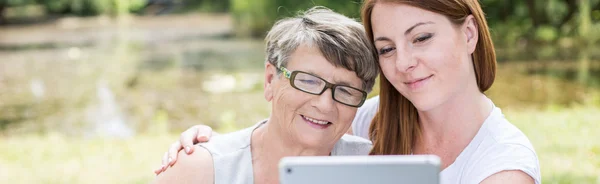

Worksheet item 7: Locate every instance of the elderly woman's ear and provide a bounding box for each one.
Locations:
[264,62,276,102]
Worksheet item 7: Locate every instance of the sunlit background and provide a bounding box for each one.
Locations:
[0,0,599,183]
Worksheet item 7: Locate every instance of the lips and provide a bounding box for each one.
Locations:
[404,75,433,89]
[300,115,332,129]
[405,75,433,84]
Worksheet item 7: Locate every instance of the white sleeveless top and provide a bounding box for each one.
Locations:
[198,120,373,184]
[351,96,541,184]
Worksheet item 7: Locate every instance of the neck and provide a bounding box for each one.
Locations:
[251,118,334,183]
[415,84,493,168]
[418,92,491,141]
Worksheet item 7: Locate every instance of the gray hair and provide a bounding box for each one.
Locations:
[265,6,379,92]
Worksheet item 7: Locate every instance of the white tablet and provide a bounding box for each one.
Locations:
[279,155,440,184]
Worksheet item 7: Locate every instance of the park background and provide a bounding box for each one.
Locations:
[0,0,599,183]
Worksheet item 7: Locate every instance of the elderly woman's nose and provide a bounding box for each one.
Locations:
[312,89,336,113]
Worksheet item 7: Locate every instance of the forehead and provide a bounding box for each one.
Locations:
[286,44,362,87]
[371,3,447,33]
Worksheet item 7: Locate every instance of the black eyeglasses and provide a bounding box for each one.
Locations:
[277,65,367,107]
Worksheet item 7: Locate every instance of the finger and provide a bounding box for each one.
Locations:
[196,125,213,143]
[161,152,168,171]
[154,166,163,175]
[180,126,201,153]
[167,141,181,166]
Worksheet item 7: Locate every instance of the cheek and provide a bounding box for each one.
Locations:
[336,106,357,128]
[427,45,471,94]
[379,59,399,82]
[273,86,305,114]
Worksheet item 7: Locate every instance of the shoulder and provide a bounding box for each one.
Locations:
[333,134,373,155]
[463,108,541,184]
[483,110,535,147]
[478,108,538,158]
[153,145,214,184]
[199,126,255,156]
[466,141,540,183]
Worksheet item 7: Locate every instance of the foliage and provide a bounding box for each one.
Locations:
[0,0,146,17]
[2,0,599,45]
[226,0,600,45]
[229,0,362,37]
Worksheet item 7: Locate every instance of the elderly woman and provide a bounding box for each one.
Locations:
[152,7,379,184]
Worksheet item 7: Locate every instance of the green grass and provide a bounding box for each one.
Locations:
[505,106,600,184]
[0,134,176,184]
[0,106,599,183]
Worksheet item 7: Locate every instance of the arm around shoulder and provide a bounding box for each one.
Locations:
[153,145,215,184]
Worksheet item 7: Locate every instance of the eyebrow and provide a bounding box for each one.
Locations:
[405,21,434,35]
[305,70,357,88]
[374,36,391,42]
[374,21,435,42]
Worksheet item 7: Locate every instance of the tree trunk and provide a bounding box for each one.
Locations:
[0,3,6,25]
[558,0,578,28]
[499,0,515,21]
[578,0,591,39]
[577,48,590,85]
[526,0,541,27]
[526,0,551,28]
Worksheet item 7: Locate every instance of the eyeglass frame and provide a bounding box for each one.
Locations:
[276,65,367,107]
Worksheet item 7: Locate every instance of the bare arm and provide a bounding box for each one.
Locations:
[480,170,535,184]
[153,145,215,184]
[154,125,217,174]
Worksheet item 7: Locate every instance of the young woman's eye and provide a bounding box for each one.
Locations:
[378,47,395,55]
[413,33,433,43]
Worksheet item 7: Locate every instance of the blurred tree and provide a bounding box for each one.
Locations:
[481,0,600,45]
[0,0,37,24]
[0,1,5,24]
[34,0,145,17]
[229,0,362,37]
[1,0,599,46]
[577,0,592,84]
[230,0,276,37]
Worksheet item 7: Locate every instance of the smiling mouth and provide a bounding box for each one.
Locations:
[405,75,434,85]
[300,115,332,129]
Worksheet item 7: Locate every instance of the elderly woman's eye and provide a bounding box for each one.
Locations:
[339,88,352,95]
[299,79,320,85]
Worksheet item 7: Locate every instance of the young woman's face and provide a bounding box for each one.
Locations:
[371,3,479,111]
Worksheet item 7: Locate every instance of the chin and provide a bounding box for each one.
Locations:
[296,134,328,148]
[407,95,441,112]
[291,124,328,147]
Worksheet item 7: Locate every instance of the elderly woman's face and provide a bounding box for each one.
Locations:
[265,44,363,148]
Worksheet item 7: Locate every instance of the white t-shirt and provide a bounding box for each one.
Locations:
[350,96,541,184]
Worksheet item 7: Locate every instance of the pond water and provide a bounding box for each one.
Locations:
[0,14,598,136]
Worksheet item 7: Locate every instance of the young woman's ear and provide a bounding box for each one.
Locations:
[463,15,479,54]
